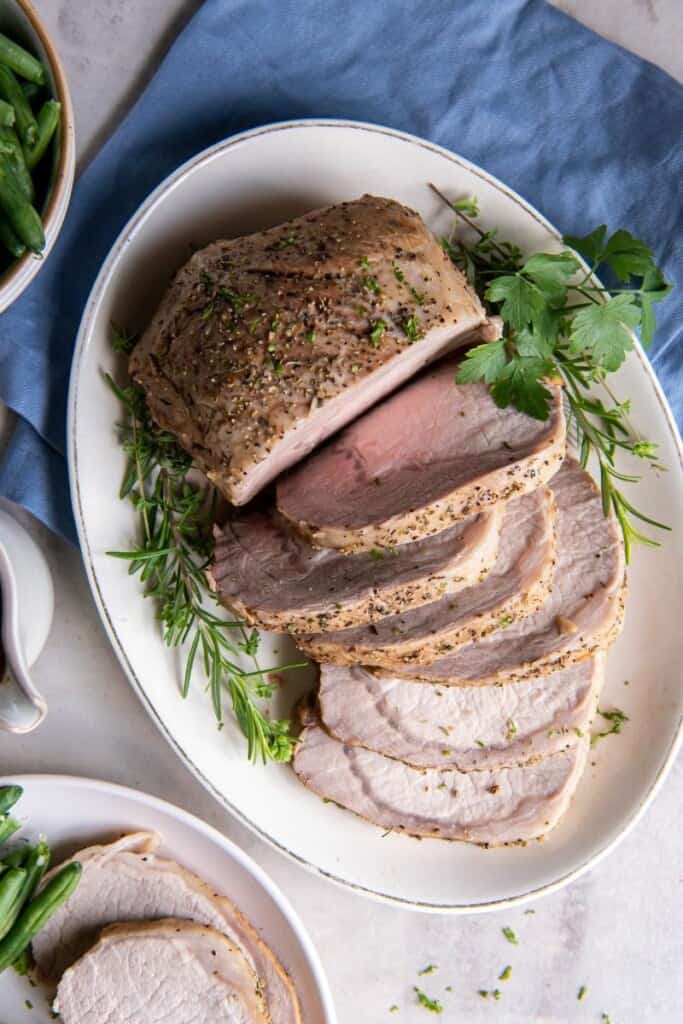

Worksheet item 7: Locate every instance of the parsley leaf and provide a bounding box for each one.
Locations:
[569,294,641,371]
[485,274,544,331]
[491,356,555,420]
[502,926,518,945]
[456,339,507,384]
[522,251,580,306]
[564,224,607,264]
[602,228,656,281]
[452,195,479,217]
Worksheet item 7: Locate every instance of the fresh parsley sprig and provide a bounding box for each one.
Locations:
[431,184,672,560]
[106,327,301,764]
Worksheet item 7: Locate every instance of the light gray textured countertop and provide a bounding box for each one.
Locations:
[1,2,682,1021]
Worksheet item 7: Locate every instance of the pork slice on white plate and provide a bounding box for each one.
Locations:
[317,657,603,770]
[388,458,625,686]
[54,919,269,1024]
[31,832,300,1024]
[210,502,503,634]
[130,194,489,506]
[293,708,589,845]
[299,487,555,665]
[276,357,565,551]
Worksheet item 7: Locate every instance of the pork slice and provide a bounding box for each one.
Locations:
[276,358,565,551]
[130,195,487,506]
[299,488,555,664]
[293,710,589,845]
[32,833,299,1024]
[54,919,269,1024]
[210,502,503,634]
[389,458,625,686]
[317,658,603,770]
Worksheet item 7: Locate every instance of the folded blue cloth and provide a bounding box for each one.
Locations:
[1,0,681,542]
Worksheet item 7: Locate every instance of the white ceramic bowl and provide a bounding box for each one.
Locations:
[0,0,75,311]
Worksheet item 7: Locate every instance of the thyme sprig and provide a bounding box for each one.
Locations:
[431,184,672,560]
[106,327,301,764]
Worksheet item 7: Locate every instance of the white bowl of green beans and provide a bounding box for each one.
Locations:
[0,0,75,311]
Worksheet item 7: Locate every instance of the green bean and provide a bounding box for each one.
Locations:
[0,217,26,259]
[0,99,14,127]
[12,946,29,974]
[0,65,37,148]
[0,861,81,972]
[0,786,22,816]
[0,33,46,85]
[1,848,29,869]
[0,126,33,200]
[25,99,60,171]
[0,869,26,936]
[0,841,50,941]
[0,815,20,847]
[21,80,41,101]
[0,154,44,252]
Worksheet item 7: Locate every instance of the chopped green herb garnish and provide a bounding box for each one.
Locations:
[418,965,437,976]
[478,990,489,999]
[578,985,587,1001]
[498,614,513,628]
[389,1006,399,1014]
[502,926,518,945]
[499,965,512,982]
[506,719,517,739]
[601,1014,611,1023]
[305,329,316,343]
[402,315,422,341]
[274,235,295,249]
[358,256,371,269]
[370,318,387,346]
[492,989,502,1001]
[476,739,485,748]
[414,988,442,1014]
[393,263,406,283]
[591,707,629,746]
[111,323,135,354]
[370,547,385,560]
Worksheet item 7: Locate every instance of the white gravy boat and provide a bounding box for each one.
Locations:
[0,506,53,733]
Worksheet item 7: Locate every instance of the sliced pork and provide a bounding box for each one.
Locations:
[54,919,269,1024]
[389,458,625,686]
[210,503,502,634]
[293,708,589,845]
[317,658,603,770]
[299,488,555,664]
[277,357,565,551]
[130,195,488,506]
[32,832,300,1024]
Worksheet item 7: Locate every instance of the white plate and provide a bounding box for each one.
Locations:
[0,774,335,1021]
[68,120,683,912]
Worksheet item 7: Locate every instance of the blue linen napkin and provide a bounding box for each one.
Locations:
[0,0,681,542]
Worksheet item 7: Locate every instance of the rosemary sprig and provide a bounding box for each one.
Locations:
[106,326,300,764]
[431,184,672,560]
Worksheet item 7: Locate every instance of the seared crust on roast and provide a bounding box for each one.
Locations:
[298,488,556,664]
[276,360,565,552]
[130,195,487,506]
[209,504,503,634]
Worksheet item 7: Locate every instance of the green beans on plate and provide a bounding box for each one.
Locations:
[0,784,82,976]
[0,30,62,259]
